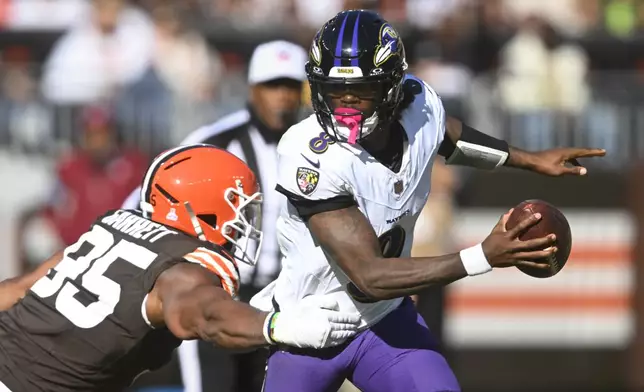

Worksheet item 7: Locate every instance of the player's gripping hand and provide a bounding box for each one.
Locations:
[263,296,360,349]
[481,210,557,270]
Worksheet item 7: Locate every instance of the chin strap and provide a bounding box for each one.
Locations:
[184,201,207,241]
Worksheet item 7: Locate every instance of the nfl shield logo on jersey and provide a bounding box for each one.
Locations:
[296,167,319,195]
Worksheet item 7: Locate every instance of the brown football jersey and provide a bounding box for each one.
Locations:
[0,209,238,392]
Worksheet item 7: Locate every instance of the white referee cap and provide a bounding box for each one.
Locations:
[247,40,307,85]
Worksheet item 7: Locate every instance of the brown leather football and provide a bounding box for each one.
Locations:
[505,200,572,278]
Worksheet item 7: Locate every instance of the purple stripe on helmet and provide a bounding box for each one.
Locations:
[334,14,349,66]
[350,13,361,66]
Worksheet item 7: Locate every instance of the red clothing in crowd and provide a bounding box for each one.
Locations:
[48,149,148,245]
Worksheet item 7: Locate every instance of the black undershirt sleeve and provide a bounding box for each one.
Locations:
[438,123,509,160]
[275,184,356,221]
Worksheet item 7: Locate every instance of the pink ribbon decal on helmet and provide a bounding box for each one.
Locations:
[333,108,362,145]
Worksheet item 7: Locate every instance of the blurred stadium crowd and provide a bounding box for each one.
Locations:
[0,0,642,161]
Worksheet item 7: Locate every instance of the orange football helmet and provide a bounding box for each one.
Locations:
[139,144,263,265]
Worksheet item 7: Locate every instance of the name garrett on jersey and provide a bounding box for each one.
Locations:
[101,210,178,243]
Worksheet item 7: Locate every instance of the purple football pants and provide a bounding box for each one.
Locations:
[262,298,460,392]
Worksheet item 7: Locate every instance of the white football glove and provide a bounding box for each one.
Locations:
[263,296,360,349]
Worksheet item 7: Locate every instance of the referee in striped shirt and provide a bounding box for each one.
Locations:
[122,40,308,392]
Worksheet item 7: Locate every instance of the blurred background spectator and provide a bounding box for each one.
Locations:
[47,104,147,246]
[41,0,154,105]
[0,0,642,391]
[15,104,147,272]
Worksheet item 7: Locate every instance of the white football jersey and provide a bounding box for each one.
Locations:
[250,75,446,328]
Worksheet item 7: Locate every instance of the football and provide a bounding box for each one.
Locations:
[505,200,572,278]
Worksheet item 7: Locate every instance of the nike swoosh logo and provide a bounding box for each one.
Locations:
[301,154,320,168]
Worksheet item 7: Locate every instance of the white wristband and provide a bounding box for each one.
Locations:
[460,243,492,276]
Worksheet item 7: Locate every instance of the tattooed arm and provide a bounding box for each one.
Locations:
[307,206,468,300]
[307,205,554,301]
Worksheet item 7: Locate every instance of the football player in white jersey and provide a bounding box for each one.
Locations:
[251,9,606,392]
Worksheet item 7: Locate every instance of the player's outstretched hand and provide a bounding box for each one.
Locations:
[523,148,606,176]
[481,210,557,270]
[270,296,360,349]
